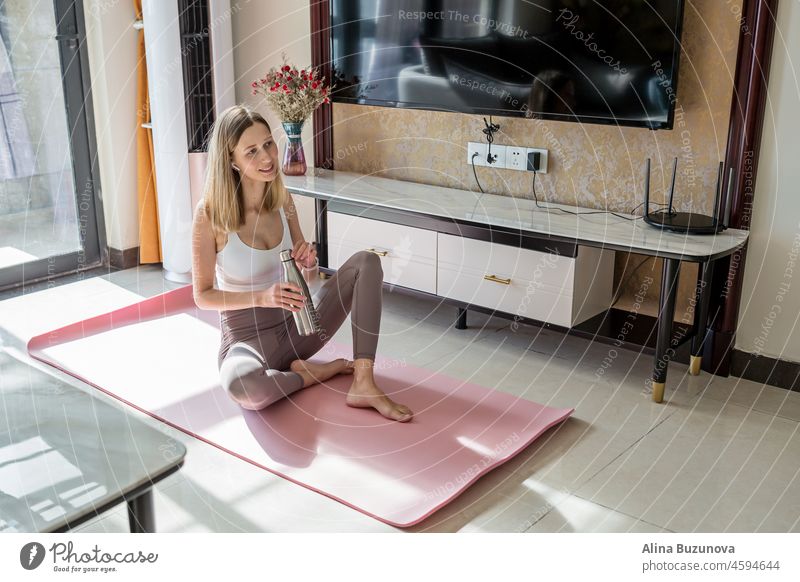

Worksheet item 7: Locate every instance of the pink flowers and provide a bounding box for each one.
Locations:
[250,53,334,123]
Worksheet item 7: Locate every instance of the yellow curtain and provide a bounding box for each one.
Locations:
[134,0,162,263]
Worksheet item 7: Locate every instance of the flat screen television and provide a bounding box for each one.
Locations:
[330,0,685,129]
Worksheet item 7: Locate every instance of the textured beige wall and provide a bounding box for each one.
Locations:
[330,0,743,321]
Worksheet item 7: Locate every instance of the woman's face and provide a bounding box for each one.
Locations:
[231,122,279,182]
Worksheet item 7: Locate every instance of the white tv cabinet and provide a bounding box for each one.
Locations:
[284,169,749,403]
[327,210,615,328]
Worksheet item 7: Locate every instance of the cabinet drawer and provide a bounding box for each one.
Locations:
[437,232,575,292]
[327,212,437,294]
[438,264,575,326]
[437,232,579,327]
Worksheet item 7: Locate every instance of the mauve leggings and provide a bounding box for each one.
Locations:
[217,250,383,411]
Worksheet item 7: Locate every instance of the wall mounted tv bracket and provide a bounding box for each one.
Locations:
[642,157,733,235]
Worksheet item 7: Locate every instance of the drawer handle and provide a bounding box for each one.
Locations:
[365,248,388,257]
[483,274,511,285]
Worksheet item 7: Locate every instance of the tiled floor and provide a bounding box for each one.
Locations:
[2,265,799,532]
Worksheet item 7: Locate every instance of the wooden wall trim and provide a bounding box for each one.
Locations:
[310,0,333,170]
[310,0,333,267]
[705,0,780,376]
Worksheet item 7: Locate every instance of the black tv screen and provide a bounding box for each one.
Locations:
[330,0,685,129]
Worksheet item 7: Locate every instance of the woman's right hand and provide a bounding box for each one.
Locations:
[259,282,306,312]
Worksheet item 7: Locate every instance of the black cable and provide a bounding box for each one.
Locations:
[468,155,663,311]
[469,153,669,225]
[529,171,661,306]
[531,170,670,220]
[612,256,655,305]
[468,152,488,221]
[482,116,500,164]
[471,152,485,194]
[531,169,643,221]
[629,199,670,215]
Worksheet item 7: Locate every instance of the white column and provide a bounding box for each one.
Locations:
[141,0,192,282]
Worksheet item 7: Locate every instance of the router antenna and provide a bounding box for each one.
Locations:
[667,157,678,215]
[723,167,734,229]
[642,158,729,235]
[644,158,651,217]
[712,161,724,225]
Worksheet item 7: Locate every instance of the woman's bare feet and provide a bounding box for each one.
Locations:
[290,358,353,388]
[346,372,413,423]
[291,357,412,422]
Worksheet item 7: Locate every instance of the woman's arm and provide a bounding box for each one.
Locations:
[191,200,264,311]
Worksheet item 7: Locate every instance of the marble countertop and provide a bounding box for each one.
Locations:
[284,169,750,261]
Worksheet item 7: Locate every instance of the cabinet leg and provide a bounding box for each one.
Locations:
[455,307,468,329]
[652,381,666,403]
[128,489,155,533]
[689,260,713,376]
[652,258,681,403]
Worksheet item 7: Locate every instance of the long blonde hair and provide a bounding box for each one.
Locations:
[202,104,289,234]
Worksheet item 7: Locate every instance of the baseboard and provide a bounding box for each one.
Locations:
[730,350,800,393]
[108,246,141,271]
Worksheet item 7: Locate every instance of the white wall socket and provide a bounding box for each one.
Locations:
[506,146,527,171]
[490,144,506,167]
[467,142,487,166]
[468,142,548,173]
[467,142,505,168]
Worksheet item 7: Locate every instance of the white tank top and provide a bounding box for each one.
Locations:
[214,207,292,292]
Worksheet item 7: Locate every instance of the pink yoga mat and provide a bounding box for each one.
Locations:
[27,284,573,527]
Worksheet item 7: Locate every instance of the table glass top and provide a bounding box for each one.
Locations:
[0,350,186,532]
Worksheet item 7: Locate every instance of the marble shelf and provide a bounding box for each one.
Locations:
[284,169,749,262]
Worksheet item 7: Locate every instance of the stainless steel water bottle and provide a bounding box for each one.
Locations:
[279,249,321,336]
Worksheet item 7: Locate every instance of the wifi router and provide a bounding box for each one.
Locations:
[642,157,733,235]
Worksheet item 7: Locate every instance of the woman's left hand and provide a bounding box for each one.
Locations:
[291,240,317,269]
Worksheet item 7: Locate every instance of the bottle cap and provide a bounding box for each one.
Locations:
[279,249,293,262]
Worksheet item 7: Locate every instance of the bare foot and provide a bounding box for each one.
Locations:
[346,377,413,422]
[290,358,353,388]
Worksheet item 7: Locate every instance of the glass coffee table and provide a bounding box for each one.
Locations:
[0,349,186,533]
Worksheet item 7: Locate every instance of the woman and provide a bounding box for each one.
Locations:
[191,105,413,422]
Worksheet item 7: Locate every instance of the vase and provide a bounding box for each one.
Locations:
[281,121,307,176]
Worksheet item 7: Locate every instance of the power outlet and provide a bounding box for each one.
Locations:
[499,146,549,173]
[467,142,488,167]
[467,142,506,168]
[506,147,527,171]
[488,144,506,167]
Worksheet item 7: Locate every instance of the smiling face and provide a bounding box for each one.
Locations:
[231,122,279,182]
